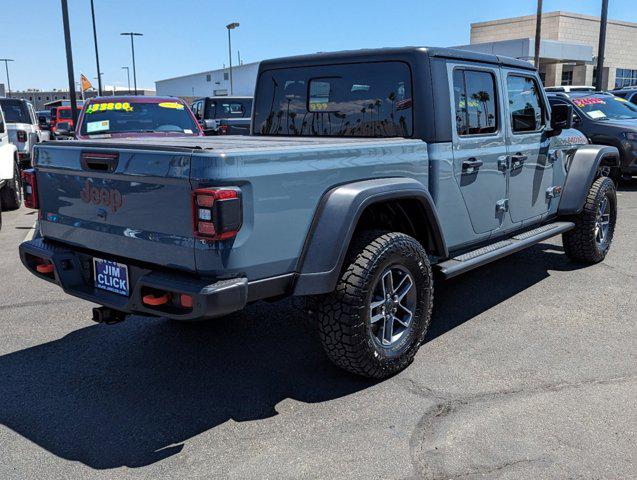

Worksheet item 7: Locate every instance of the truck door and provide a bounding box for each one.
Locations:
[503,73,553,223]
[450,65,508,234]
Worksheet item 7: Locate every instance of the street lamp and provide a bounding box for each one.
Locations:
[90,0,103,95]
[226,22,239,95]
[0,58,14,98]
[120,32,143,95]
[122,66,131,94]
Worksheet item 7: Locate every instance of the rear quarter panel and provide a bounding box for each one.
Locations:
[190,140,429,280]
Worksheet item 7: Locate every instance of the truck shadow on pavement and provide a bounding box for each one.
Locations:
[0,242,584,469]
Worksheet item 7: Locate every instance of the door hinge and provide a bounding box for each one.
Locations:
[496,198,509,213]
[497,157,509,173]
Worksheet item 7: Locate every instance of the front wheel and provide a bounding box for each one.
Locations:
[563,176,617,263]
[0,163,22,211]
[314,231,433,379]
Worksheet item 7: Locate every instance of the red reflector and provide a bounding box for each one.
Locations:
[180,294,193,308]
[36,263,54,274]
[197,221,216,236]
[143,293,170,306]
[218,125,229,135]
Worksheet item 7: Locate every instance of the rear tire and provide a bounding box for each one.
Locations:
[314,231,433,379]
[0,162,22,211]
[563,176,617,263]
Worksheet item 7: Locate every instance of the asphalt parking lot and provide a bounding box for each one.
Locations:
[0,183,635,480]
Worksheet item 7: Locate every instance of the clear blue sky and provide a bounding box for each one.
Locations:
[1,0,635,91]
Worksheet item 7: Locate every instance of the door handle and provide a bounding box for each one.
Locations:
[461,158,484,173]
[510,153,528,170]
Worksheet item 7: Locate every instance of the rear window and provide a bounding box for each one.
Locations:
[0,100,30,123]
[253,62,413,137]
[59,109,72,119]
[207,99,252,119]
[79,100,198,135]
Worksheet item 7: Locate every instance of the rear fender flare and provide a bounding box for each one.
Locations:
[559,145,620,215]
[293,178,447,296]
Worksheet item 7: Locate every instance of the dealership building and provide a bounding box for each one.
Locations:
[460,11,637,89]
[155,62,259,100]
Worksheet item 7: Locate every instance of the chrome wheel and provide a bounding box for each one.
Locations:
[369,266,416,348]
[595,195,611,250]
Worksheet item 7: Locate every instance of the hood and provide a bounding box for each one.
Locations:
[591,118,637,129]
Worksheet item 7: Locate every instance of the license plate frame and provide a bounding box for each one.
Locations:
[93,258,130,297]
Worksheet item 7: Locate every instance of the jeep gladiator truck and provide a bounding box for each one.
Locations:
[19,47,620,379]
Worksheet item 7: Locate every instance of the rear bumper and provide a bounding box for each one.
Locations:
[19,238,291,320]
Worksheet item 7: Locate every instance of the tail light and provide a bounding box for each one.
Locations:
[21,169,39,209]
[17,130,27,142]
[218,125,229,135]
[192,188,242,241]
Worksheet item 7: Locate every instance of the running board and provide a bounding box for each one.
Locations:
[437,221,575,279]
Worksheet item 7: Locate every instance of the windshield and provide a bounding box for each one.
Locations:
[0,100,30,123]
[572,95,637,120]
[79,100,198,135]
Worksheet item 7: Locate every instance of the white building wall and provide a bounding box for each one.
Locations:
[155,62,259,99]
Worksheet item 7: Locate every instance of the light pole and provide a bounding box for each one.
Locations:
[226,22,239,95]
[122,66,131,94]
[0,58,13,97]
[90,0,102,95]
[596,0,609,91]
[61,0,79,125]
[533,0,543,70]
[120,32,143,95]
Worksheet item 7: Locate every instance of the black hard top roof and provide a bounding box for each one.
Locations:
[259,46,535,72]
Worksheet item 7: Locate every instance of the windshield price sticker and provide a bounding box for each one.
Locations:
[572,97,605,108]
[86,102,134,114]
[587,110,607,119]
[158,102,185,110]
[615,97,629,103]
[86,120,110,133]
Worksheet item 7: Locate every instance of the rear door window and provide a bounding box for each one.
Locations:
[254,62,413,137]
[0,100,31,123]
[452,69,498,136]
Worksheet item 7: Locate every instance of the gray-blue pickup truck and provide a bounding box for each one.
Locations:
[20,47,620,378]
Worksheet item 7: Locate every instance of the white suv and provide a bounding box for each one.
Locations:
[0,98,44,170]
[0,103,21,211]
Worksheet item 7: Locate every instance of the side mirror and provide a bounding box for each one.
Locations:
[549,103,573,134]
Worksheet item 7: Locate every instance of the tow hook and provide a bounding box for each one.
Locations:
[92,306,126,325]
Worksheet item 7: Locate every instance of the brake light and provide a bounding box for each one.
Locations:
[192,188,242,241]
[17,130,27,142]
[218,125,229,135]
[21,169,38,209]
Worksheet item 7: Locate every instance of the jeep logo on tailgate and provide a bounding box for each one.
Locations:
[80,179,123,212]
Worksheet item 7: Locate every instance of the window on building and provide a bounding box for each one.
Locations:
[206,74,211,82]
[506,75,545,133]
[452,69,498,136]
[615,68,637,88]
[223,72,229,80]
[561,70,573,86]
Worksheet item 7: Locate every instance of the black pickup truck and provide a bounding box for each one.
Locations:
[190,96,253,135]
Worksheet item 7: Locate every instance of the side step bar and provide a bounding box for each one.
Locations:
[437,221,575,279]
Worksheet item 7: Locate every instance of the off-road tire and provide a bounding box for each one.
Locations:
[0,162,22,211]
[314,231,433,379]
[563,176,617,263]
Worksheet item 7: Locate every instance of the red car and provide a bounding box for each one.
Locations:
[50,105,81,135]
[75,96,203,139]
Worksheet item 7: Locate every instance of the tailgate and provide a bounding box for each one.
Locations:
[36,143,196,272]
